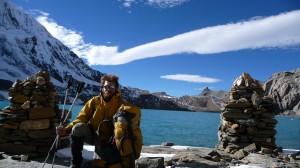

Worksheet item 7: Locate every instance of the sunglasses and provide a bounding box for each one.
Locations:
[103,85,116,90]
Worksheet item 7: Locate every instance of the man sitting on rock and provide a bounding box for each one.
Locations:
[56,74,142,168]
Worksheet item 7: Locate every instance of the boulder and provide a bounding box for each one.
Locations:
[264,69,300,116]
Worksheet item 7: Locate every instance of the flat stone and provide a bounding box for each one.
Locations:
[224,102,253,108]
[261,147,273,154]
[20,119,50,130]
[232,149,247,159]
[2,123,18,129]
[12,94,29,104]
[241,153,281,167]
[135,157,164,168]
[243,143,258,153]
[222,111,252,119]
[29,107,57,119]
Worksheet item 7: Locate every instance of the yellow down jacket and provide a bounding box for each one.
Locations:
[65,92,142,168]
[65,92,123,133]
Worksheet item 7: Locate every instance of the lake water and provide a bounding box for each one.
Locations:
[1,100,299,149]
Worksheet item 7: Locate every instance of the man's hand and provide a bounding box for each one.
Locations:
[56,126,67,136]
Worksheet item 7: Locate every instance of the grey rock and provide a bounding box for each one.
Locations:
[243,143,258,153]
[232,149,248,159]
[264,69,300,116]
[161,142,174,147]
[234,119,259,127]
[0,146,299,168]
[135,157,165,168]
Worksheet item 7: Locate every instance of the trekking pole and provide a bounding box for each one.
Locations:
[50,76,74,167]
[61,75,73,126]
[42,82,85,168]
[41,76,73,168]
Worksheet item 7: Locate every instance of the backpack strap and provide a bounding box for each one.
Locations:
[124,112,137,159]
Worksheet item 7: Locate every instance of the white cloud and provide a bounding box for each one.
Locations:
[147,0,190,8]
[33,11,119,64]
[119,0,189,8]
[99,10,300,65]
[122,0,135,8]
[36,12,84,48]
[161,74,221,83]
[35,10,300,65]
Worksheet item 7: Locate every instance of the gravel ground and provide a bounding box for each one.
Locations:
[0,154,70,168]
[0,146,299,168]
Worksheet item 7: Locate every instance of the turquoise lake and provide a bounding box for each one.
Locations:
[1,100,299,149]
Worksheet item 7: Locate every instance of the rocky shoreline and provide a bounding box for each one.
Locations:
[0,72,299,168]
[0,145,299,168]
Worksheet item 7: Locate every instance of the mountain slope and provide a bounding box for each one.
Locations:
[1,0,299,115]
[0,0,193,110]
[264,69,300,116]
[0,0,117,104]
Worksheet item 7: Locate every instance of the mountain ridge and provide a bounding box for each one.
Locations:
[0,0,299,116]
[0,0,191,110]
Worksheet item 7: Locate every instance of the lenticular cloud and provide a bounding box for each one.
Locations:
[37,9,300,65]
[90,10,300,65]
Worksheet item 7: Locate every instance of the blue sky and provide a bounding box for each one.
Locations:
[10,0,300,97]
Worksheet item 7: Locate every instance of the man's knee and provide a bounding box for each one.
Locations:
[71,123,89,137]
[71,123,95,144]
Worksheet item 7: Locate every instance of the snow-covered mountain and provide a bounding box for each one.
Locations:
[0,0,140,103]
[0,0,230,112]
[0,0,91,84]
[0,0,190,109]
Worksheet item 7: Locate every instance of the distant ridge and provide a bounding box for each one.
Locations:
[0,0,299,115]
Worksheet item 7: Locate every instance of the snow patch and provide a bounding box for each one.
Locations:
[56,145,175,160]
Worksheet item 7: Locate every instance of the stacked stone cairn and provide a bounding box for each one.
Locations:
[0,71,70,158]
[216,73,279,159]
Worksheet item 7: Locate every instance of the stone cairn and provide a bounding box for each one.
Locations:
[216,73,279,159]
[0,71,70,158]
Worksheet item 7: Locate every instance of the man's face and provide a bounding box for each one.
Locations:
[102,81,117,100]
